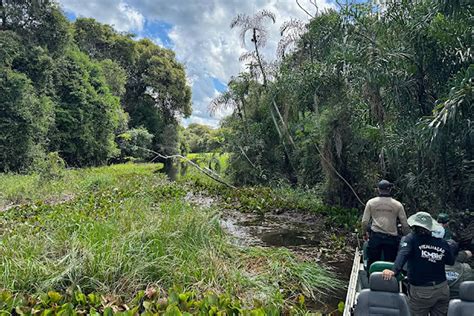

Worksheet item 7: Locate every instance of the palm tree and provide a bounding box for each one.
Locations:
[230,10,276,86]
[209,74,252,122]
[277,19,307,59]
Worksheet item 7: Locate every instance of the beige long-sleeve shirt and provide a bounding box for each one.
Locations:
[362,196,410,236]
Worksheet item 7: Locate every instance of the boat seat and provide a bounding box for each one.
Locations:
[369,261,403,281]
[448,281,474,316]
[354,272,410,316]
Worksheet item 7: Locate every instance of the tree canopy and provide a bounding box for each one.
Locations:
[0,0,191,171]
[217,0,473,213]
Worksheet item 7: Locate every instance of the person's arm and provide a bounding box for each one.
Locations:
[383,235,412,280]
[397,204,410,235]
[392,235,411,275]
[361,201,371,235]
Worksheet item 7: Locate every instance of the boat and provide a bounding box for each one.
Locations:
[343,242,474,315]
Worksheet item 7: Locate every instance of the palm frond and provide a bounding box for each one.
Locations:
[230,14,249,29]
[239,51,257,63]
[280,19,305,35]
[232,10,275,48]
[209,91,236,116]
[277,19,306,58]
[253,9,276,24]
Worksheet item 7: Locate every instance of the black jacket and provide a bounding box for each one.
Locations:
[392,233,457,286]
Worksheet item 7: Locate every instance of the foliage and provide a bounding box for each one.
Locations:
[182,168,358,229]
[73,18,192,157]
[118,127,154,161]
[50,49,126,166]
[0,2,191,171]
[219,1,473,214]
[0,288,286,315]
[0,164,342,313]
[99,59,128,97]
[0,68,53,172]
[182,124,223,153]
[37,151,66,181]
[1,0,71,56]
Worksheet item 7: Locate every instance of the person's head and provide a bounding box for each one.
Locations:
[414,226,431,235]
[437,213,450,227]
[377,179,393,195]
[408,211,442,236]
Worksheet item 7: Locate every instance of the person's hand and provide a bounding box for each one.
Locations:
[382,269,395,280]
[363,232,369,241]
[465,250,472,258]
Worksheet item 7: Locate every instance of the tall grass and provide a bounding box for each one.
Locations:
[0,163,342,310]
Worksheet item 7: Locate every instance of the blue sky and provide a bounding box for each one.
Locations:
[58,0,335,127]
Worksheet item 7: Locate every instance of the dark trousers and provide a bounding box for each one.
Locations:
[409,281,449,316]
[367,232,399,270]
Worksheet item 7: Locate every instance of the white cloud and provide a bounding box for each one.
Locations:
[59,0,144,32]
[58,0,334,127]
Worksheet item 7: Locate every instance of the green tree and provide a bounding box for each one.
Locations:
[50,49,126,166]
[72,19,192,159]
[221,0,473,212]
[0,2,192,172]
[1,0,70,56]
[0,69,53,172]
[99,59,127,97]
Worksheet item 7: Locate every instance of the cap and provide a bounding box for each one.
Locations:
[437,213,450,224]
[378,179,393,190]
[408,212,443,232]
[432,225,445,239]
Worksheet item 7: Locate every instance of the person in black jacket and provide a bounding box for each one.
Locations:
[382,211,457,316]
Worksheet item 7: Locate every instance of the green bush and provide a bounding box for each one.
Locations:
[118,127,154,161]
[37,152,66,181]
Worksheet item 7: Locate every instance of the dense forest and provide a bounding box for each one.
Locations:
[215,0,472,215]
[0,0,472,214]
[0,0,473,314]
[0,0,191,172]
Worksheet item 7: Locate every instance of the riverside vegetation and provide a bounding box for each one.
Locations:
[1,0,472,315]
[0,163,349,315]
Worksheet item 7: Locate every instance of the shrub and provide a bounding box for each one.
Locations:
[118,127,154,161]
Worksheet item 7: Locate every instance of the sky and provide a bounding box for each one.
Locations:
[58,0,335,127]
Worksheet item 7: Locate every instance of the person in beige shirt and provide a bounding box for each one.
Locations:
[362,180,410,270]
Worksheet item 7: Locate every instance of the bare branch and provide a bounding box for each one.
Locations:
[295,0,314,18]
[143,148,236,189]
[309,0,319,15]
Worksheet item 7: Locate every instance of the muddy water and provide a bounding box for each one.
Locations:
[220,210,324,248]
[221,209,353,314]
[186,192,353,314]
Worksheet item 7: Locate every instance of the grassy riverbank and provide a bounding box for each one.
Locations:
[0,163,344,314]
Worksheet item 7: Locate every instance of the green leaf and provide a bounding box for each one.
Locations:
[88,308,101,316]
[74,292,87,305]
[41,309,54,316]
[103,307,114,316]
[47,291,62,304]
[338,301,345,312]
[164,305,182,316]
